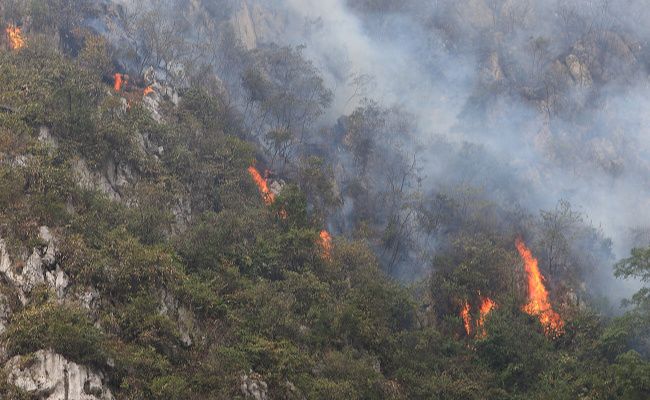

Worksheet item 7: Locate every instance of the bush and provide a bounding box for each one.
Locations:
[3,287,106,368]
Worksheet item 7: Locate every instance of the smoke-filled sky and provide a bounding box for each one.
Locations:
[238,0,650,298]
[260,1,648,238]
[101,0,648,302]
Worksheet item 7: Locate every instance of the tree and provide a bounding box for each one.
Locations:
[615,247,650,310]
[613,247,650,360]
[537,199,582,279]
[343,99,386,176]
[136,9,189,80]
[28,0,98,53]
[75,29,112,77]
[242,44,333,166]
[296,156,341,222]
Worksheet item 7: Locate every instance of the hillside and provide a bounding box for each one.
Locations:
[0,1,650,399]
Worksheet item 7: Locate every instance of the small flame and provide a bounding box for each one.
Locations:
[114,73,127,91]
[6,24,25,50]
[515,238,563,334]
[461,296,495,337]
[478,297,495,336]
[144,87,154,96]
[461,301,471,336]
[248,164,274,206]
[319,230,332,260]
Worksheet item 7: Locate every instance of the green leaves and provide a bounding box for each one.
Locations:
[3,288,106,367]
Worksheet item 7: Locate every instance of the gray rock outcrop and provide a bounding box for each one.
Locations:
[0,227,69,305]
[5,350,113,400]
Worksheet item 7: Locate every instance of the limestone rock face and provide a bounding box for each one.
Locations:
[157,289,197,348]
[5,350,113,400]
[0,293,11,335]
[0,227,69,305]
[232,1,287,49]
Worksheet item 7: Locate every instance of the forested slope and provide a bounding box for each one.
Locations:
[0,1,649,399]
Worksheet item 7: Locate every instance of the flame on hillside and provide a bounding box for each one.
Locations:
[320,230,332,260]
[248,164,274,206]
[515,238,563,334]
[144,87,154,96]
[114,73,126,91]
[460,295,495,337]
[6,24,25,50]
[461,301,471,336]
[478,297,495,336]
[248,162,333,257]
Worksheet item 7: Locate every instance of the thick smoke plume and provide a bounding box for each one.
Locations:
[96,0,650,306]
[255,0,649,301]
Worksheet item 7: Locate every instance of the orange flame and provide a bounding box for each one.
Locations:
[478,297,495,336]
[461,296,495,337]
[461,301,471,336]
[515,238,563,334]
[6,24,25,50]
[248,164,274,206]
[144,87,154,96]
[320,230,332,260]
[114,73,126,91]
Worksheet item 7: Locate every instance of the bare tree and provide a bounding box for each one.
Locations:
[538,199,583,279]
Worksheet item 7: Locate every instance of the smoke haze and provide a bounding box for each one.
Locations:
[100,0,650,305]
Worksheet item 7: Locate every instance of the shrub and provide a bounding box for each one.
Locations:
[3,286,106,368]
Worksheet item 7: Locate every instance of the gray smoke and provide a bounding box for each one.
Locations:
[93,0,649,306]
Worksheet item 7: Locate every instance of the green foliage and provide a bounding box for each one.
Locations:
[1,15,649,400]
[74,28,112,76]
[3,286,106,368]
[175,274,227,319]
[296,156,341,221]
[150,374,189,400]
[427,233,519,336]
[474,297,551,392]
[100,229,183,299]
[611,350,650,399]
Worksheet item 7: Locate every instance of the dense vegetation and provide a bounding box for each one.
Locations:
[0,1,650,399]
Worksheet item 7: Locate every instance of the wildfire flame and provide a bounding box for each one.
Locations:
[320,230,332,260]
[248,162,333,257]
[478,297,495,336]
[461,301,471,336]
[114,73,127,91]
[461,296,495,337]
[6,24,25,50]
[248,164,274,206]
[515,238,563,333]
[144,87,154,96]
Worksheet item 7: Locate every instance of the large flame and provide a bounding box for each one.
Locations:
[6,24,25,50]
[248,164,274,206]
[114,73,127,91]
[515,238,563,333]
[144,87,154,96]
